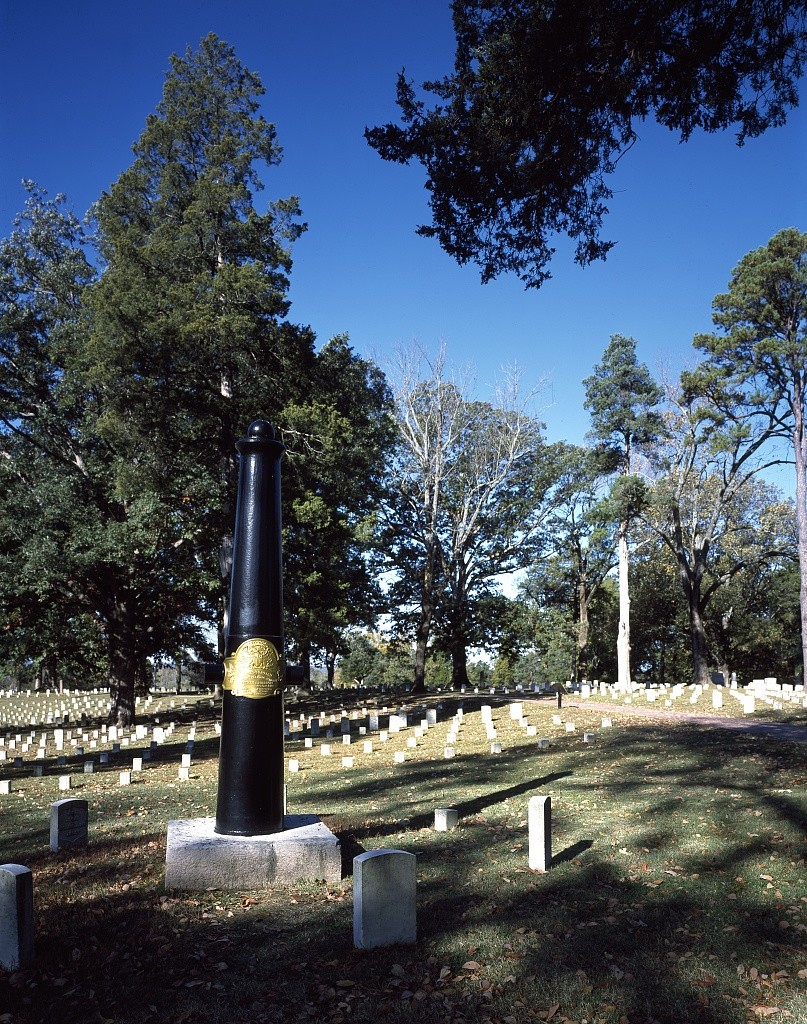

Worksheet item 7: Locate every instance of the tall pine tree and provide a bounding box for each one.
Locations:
[584,335,662,689]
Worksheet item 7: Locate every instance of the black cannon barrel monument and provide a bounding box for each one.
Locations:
[164,419,341,889]
[215,419,285,836]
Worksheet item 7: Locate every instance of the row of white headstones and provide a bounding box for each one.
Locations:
[0,711,208,793]
[2,702,565,968]
[577,677,807,713]
[286,699,604,770]
[1,694,606,794]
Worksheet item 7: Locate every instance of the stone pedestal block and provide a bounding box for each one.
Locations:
[434,808,458,831]
[164,815,341,890]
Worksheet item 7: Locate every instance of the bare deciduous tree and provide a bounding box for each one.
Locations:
[382,346,558,690]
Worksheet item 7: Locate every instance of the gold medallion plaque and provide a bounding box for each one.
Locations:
[222,638,283,699]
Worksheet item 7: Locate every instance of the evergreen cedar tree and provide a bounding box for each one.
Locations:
[0,37,392,724]
[366,0,807,287]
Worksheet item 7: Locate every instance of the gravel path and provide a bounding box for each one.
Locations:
[563,699,807,744]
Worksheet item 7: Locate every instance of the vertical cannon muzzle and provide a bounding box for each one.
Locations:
[214,420,285,835]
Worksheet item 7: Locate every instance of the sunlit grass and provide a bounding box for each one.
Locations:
[1,688,805,1024]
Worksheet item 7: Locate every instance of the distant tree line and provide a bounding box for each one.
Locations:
[1,31,806,722]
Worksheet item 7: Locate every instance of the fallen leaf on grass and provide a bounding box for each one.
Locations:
[336,980,355,988]
[749,1007,789,1017]
[461,961,483,972]
[537,1003,560,1020]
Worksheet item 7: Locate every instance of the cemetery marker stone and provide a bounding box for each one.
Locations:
[528,795,552,871]
[434,808,458,831]
[353,850,416,948]
[50,799,89,852]
[0,864,34,970]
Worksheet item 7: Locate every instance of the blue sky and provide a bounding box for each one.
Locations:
[2,1,806,473]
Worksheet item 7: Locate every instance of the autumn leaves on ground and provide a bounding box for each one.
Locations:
[1,691,806,1024]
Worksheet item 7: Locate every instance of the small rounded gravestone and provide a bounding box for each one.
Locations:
[353,850,416,949]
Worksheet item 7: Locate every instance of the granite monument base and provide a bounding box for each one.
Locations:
[165,814,341,890]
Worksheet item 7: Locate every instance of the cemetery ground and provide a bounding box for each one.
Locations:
[1,689,806,1024]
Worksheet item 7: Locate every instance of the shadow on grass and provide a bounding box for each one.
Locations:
[551,838,594,865]
[333,766,573,875]
[2,706,806,1024]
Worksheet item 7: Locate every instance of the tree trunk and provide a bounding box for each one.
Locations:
[136,656,151,697]
[412,536,438,693]
[671,503,711,687]
[298,642,312,687]
[686,583,710,687]
[108,648,138,727]
[616,521,631,690]
[106,606,138,727]
[793,379,807,683]
[412,605,431,693]
[325,651,336,688]
[577,580,589,682]
[448,591,471,689]
[450,638,470,689]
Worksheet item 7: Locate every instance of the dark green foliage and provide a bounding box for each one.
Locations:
[683,228,807,680]
[367,1,807,287]
[1,37,393,718]
[522,444,617,680]
[583,335,663,468]
[627,534,694,683]
[282,336,395,677]
[339,634,385,687]
[0,185,214,711]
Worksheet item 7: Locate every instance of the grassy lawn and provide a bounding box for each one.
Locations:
[1,689,806,1024]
